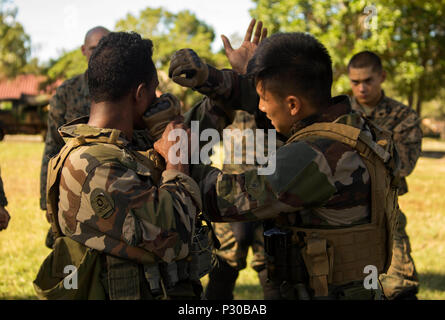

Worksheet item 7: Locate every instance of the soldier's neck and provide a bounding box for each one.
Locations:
[88,101,134,140]
[360,90,383,109]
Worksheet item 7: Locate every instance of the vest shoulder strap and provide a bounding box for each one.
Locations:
[46,130,145,238]
[287,122,391,163]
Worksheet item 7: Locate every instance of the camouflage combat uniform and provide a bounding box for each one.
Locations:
[185,71,396,299]
[0,168,7,207]
[351,92,422,299]
[37,118,203,299]
[40,73,90,210]
[40,73,153,248]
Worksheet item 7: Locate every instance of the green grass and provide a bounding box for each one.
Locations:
[0,136,444,300]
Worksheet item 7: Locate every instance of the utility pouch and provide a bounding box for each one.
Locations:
[301,236,334,297]
[33,237,106,300]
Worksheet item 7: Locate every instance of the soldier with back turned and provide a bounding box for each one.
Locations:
[40,26,110,247]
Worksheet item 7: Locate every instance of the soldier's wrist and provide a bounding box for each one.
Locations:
[166,163,189,175]
[193,65,224,94]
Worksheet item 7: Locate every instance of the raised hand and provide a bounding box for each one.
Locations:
[221,18,268,75]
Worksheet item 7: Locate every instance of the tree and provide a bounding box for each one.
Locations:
[115,7,229,110]
[0,0,31,78]
[42,49,86,87]
[250,0,445,116]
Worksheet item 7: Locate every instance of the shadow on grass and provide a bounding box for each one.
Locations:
[419,272,445,292]
[234,284,263,300]
[420,150,445,159]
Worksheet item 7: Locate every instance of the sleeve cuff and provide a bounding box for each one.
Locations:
[161,169,202,210]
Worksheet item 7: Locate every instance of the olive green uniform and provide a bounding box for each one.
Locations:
[351,92,422,299]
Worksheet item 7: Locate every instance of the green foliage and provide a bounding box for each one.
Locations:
[45,49,87,81]
[0,0,31,78]
[250,0,445,116]
[115,7,229,110]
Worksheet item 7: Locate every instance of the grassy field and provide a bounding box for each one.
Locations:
[0,136,444,300]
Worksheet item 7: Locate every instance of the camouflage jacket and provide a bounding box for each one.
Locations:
[40,73,90,210]
[40,73,154,209]
[0,168,7,207]
[52,120,201,265]
[186,71,372,227]
[351,92,422,195]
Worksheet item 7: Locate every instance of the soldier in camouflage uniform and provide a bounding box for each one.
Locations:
[348,51,422,300]
[40,26,110,247]
[34,32,204,300]
[165,33,400,300]
[0,167,11,231]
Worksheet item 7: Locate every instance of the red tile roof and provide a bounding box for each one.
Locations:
[0,74,60,100]
[0,74,162,101]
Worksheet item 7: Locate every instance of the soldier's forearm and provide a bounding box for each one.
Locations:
[194,68,259,114]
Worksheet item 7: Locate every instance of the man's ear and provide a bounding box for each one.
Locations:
[135,83,147,102]
[286,95,301,116]
[81,44,87,57]
[380,70,387,83]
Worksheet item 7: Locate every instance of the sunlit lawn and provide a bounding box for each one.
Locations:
[0,136,444,300]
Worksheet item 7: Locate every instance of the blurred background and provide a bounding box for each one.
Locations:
[0,0,444,299]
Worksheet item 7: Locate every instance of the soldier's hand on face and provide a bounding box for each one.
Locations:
[168,49,209,88]
[221,18,267,75]
[154,116,190,174]
[0,206,10,231]
[143,93,182,141]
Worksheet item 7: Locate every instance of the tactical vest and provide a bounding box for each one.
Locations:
[36,129,211,300]
[276,120,400,297]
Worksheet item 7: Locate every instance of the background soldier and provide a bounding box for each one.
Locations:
[34,32,204,300]
[164,32,400,300]
[348,51,422,300]
[0,167,10,231]
[40,26,110,248]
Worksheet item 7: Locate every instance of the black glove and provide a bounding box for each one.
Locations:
[169,49,209,88]
[143,93,181,141]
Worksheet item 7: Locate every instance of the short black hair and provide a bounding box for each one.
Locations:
[248,32,333,108]
[347,51,382,73]
[88,32,156,103]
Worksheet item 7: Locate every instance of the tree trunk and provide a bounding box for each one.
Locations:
[416,90,423,116]
[407,88,414,109]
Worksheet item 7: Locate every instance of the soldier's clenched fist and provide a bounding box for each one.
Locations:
[169,49,209,88]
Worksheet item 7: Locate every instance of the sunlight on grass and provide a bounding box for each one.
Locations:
[0,136,444,299]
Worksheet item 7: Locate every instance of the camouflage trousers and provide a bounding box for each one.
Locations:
[379,209,419,299]
[205,221,272,300]
[213,221,265,271]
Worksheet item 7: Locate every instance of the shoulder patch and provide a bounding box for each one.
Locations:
[90,188,114,219]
